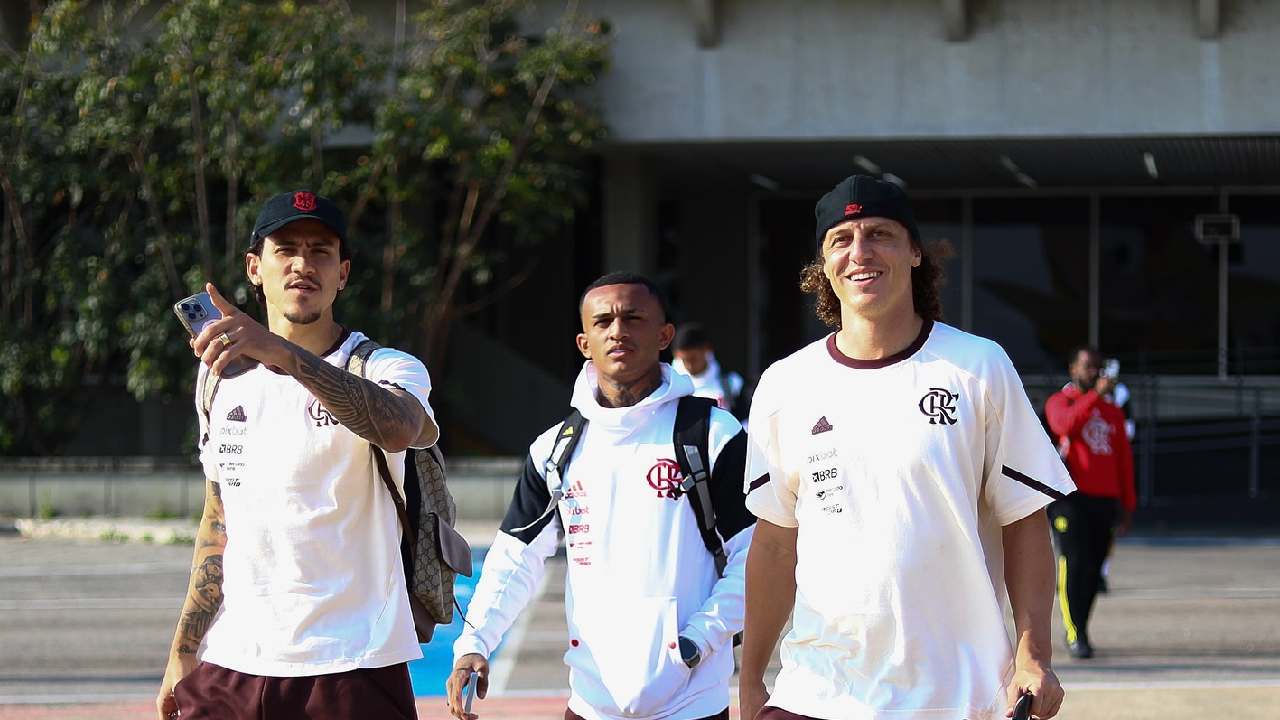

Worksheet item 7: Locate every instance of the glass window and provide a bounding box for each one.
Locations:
[972,198,1090,374]
[1099,196,1218,374]
[1225,194,1280,374]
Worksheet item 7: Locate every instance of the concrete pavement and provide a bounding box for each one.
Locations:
[1,527,1277,719]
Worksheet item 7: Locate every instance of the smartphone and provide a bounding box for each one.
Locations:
[1101,358,1120,379]
[464,670,478,714]
[173,292,256,378]
[1012,692,1033,720]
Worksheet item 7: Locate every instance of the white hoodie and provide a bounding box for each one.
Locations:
[672,352,744,412]
[455,363,754,720]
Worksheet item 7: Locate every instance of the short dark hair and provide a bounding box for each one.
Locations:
[246,227,351,306]
[578,271,670,321]
[674,323,711,351]
[1069,345,1100,366]
[800,237,952,328]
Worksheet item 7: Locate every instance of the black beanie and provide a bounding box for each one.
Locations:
[814,175,920,246]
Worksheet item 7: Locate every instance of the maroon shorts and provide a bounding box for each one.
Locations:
[173,661,417,719]
[565,708,728,720]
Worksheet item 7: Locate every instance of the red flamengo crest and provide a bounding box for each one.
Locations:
[646,458,683,499]
[293,191,317,212]
[844,202,863,216]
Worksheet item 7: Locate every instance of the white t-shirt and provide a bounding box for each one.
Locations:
[745,321,1074,720]
[194,329,434,676]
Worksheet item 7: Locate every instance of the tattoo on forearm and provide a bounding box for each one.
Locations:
[291,348,421,449]
[177,553,223,653]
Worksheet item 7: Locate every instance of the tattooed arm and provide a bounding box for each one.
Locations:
[156,480,226,719]
[193,284,437,453]
[281,343,437,453]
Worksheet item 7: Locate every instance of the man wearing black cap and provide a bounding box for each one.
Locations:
[739,176,1073,720]
[155,191,438,720]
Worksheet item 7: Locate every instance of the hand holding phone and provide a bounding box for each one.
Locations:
[1011,692,1033,720]
[174,291,256,378]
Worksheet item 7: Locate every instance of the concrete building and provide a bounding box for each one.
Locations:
[460,0,1280,510]
[3,1,1277,514]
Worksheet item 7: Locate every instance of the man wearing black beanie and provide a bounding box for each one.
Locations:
[740,175,1072,720]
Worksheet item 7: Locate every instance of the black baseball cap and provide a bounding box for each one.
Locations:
[251,190,347,248]
[814,175,920,246]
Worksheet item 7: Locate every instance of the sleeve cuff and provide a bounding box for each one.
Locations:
[452,634,490,662]
[745,495,799,528]
[995,494,1054,527]
[679,623,712,658]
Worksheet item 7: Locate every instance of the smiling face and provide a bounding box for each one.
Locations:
[821,217,921,322]
[576,283,674,387]
[247,219,350,326]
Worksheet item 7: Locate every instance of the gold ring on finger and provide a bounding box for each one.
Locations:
[218,332,232,346]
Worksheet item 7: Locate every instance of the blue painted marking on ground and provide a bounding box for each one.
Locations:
[409,548,491,697]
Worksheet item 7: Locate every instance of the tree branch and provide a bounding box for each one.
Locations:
[186,50,214,281]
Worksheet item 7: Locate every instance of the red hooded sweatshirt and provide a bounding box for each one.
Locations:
[1045,385,1136,512]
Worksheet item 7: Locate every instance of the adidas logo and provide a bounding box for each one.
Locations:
[226,405,247,422]
[565,480,588,499]
[811,416,833,435]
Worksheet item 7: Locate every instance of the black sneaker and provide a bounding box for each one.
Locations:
[1068,638,1094,659]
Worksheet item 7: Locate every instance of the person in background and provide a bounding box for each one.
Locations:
[1044,346,1136,659]
[672,322,751,422]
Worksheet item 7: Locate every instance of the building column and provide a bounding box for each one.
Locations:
[602,153,657,275]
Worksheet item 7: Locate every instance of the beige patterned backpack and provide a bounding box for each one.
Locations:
[348,339,473,642]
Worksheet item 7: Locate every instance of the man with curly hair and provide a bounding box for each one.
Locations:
[739,175,1074,720]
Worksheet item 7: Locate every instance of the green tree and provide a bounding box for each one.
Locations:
[0,0,609,455]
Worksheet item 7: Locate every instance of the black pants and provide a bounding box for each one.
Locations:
[1048,494,1119,645]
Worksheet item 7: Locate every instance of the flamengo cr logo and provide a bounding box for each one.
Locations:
[293,191,317,212]
[307,397,340,427]
[646,458,683,499]
[919,387,959,425]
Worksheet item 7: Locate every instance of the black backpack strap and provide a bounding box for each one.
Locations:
[673,395,727,577]
[550,409,588,487]
[507,409,586,535]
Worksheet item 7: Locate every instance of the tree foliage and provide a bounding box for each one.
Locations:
[0,0,609,454]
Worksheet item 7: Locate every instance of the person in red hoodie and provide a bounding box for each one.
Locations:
[1044,346,1136,660]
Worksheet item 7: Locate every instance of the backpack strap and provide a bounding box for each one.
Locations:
[508,409,587,535]
[673,395,727,577]
[549,409,588,489]
[199,367,221,428]
[344,338,413,539]
[346,338,382,379]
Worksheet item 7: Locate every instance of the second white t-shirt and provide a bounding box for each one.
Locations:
[745,321,1074,720]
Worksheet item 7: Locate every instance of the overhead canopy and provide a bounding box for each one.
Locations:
[621,135,1280,193]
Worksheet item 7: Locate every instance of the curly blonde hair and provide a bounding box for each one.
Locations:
[800,238,952,328]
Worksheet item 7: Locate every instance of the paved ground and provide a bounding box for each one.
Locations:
[1,528,1277,719]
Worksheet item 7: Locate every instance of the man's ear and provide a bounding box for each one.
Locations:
[246,251,261,286]
[338,258,351,291]
[575,333,591,359]
[657,322,675,352]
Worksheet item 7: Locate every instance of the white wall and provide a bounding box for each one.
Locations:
[566,0,1280,142]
